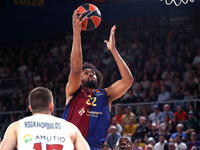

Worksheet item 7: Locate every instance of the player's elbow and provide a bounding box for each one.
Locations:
[124,76,134,87]
[128,75,134,85]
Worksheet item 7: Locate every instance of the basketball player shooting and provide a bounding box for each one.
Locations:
[62,9,134,150]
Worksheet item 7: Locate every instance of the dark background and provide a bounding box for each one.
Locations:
[0,0,200,46]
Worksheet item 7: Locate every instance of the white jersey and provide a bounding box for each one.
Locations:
[18,114,74,150]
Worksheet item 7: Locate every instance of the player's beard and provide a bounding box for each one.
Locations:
[81,78,98,89]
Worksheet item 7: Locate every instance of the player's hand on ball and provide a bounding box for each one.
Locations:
[72,9,87,34]
[104,25,117,51]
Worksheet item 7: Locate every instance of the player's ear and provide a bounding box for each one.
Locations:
[49,102,54,112]
[29,105,32,112]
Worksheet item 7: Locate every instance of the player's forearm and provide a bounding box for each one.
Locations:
[111,49,134,84]
[70,33,83,71]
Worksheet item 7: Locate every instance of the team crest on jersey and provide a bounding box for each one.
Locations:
[78,107,85,116]
[24,134,32,143]
[94,89,100,93]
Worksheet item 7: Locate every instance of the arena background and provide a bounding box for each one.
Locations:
[0,0,200,45]
[1,0,200,147]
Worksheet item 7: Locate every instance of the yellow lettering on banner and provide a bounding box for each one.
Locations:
[14,0,19,5]
[38,0,45,7]
[20,0,26,5]
[13,0,45,7]
[32,0,37,6]
[27,0,31,6]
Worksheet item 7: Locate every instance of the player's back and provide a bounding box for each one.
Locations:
[18,114,74,150]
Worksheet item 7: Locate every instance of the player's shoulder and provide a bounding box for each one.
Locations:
[6,120,19,132]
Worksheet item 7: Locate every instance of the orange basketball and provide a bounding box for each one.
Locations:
[77,3,101,31]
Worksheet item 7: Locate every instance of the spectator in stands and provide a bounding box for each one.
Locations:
[183,89,195,109]
[146,144,153,150]
[133,116,149,143]
[158,104,173,124]
[134,84,144,102]
[187,131,200,150]
[114,106,124,125]
[174,134,187,150]
[159,127,171,142]
[183,111,199,134]
[146,137,156,148]
[139,90,150,103]
[121,106,137,127]
[171,77,181,95]
[193,49,200,66]
[181,80,189,96]
[151,74,161,90]
[191,146,198,150]
[0,101,6,124]
[157,85,170,103]
[146,119,152,132]
[170,123,187,143]
[147,123,159,143]
[101,143,110,150]
[174,57,186,74]
[154,133,169,150]
[106,125,121,149]
[159,114,170,133]
[159,78,171,93]
[164,72,174,93]
[123,116,137,138]
[140,107,149,120]
[16,98,27,111]
[168,142,176,150]
[123,88,137,103]
[174,105,187,123]
[110,117,123,135]
[149,104,161,124]
[141,74,150,90]
[148,90,157,102]
[187,104,198,119]
[169,114,179,134]
[170,85,185,111]
[133,67,142,82]
[132,140,143,150]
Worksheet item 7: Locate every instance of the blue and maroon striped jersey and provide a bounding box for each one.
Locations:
[62,86,110,150]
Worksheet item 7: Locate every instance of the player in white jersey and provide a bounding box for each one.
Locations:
[0,87,90,150]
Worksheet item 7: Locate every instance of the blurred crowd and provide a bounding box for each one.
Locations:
[103,104,200,150]
[0,15,200,149]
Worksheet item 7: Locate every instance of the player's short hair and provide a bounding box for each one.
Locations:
[28,87,53,113]
[82,62,103,88]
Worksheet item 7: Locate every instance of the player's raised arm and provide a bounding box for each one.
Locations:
[0,122,18,150]
[104,25,134,105]
[66,9,87,104]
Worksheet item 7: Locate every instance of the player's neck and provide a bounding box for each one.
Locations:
[33,112,51,115]
[85,87,94,93]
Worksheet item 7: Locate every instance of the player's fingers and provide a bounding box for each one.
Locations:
[73,9,78,20]
[104,40,108,44]
[81,16,88,23]
[78,12,84,21]
[111,25,116,35]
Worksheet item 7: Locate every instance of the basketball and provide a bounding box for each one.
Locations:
[77,3,101,31]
